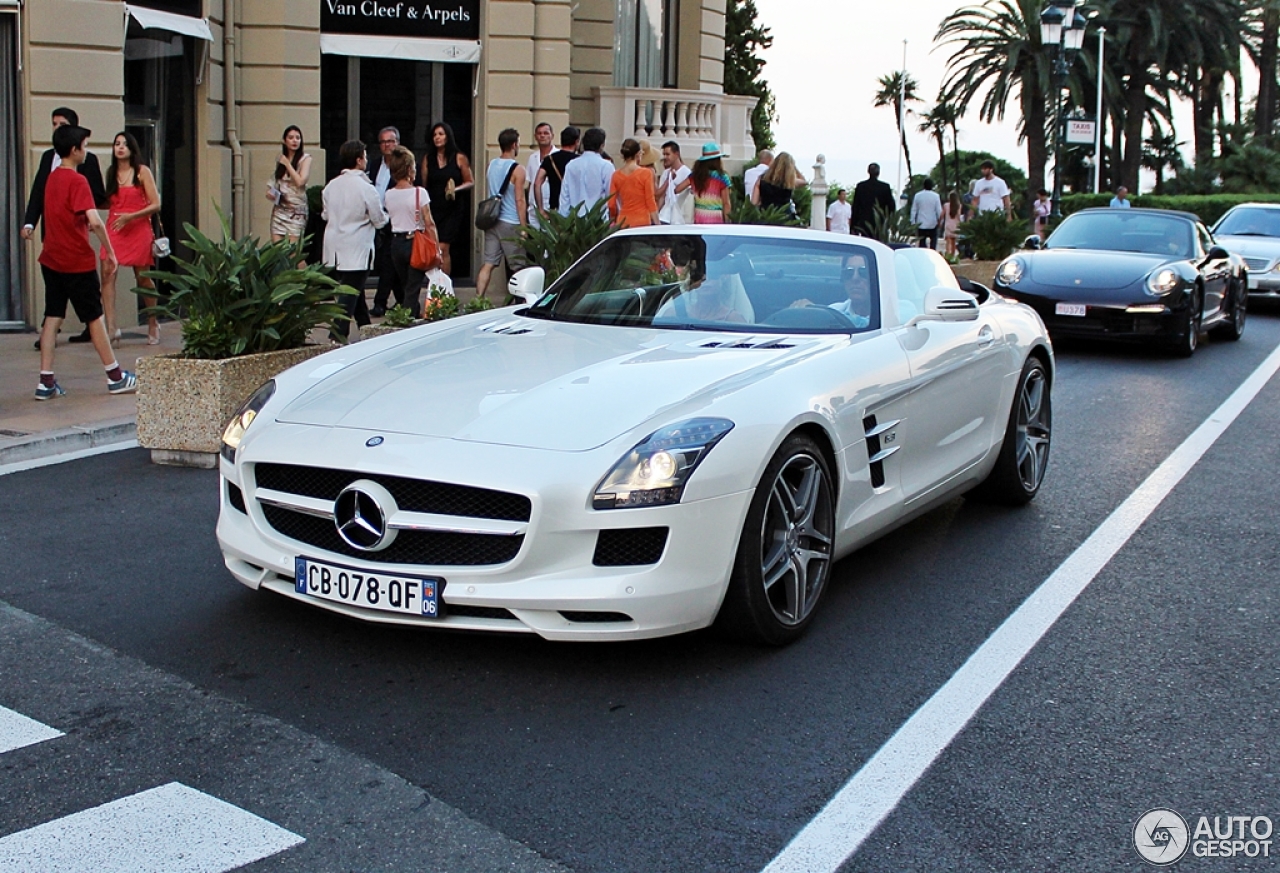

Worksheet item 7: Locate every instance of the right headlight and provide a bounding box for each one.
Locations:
[592,418,735,510]
[996,258,1024,286]
[220,380,276,464]
[1145,268,1180,296]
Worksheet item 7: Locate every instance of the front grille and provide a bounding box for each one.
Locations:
[261,504,523,566]
[1243,257,1271,272]
[227,481,247,514]
[592,527,669,566]
[254,463,531,522]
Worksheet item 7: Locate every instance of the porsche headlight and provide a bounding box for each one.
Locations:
[220,380,276,463]
[1145,268,1180,296]
[996,258,1025,286]
[593,418,735,510]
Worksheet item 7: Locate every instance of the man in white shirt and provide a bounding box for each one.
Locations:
[743,150,773,205]
[524,122,556,229]
[826,189,851,234]
[559,128,615,217]
[656,141,692,225]
[910,178,944,249]
[972,160,1012,218]
[322,139,388,339]
[369,126,400,316]
[1109,186,1131,208]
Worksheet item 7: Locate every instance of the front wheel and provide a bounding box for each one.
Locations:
[715,434,835,645]
[1170,287,1202,357]
[968,356,1052,506]
[1210,277,1246,341]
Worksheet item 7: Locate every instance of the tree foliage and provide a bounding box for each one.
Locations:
[724,0,777,152]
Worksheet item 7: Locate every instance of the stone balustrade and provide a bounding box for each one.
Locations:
[594,87,758,171]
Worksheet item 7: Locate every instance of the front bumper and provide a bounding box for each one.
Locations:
[216,428,755,642]
[995,286,1189,344]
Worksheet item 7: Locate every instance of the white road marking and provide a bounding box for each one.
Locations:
[0,706,62,754]
[0,782,304,872]
[762,340,1280,873]
[0,439,138,478]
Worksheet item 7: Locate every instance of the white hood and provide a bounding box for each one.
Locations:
[276,317,833,451]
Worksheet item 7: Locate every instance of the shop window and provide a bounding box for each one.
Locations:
[615,0,677,89]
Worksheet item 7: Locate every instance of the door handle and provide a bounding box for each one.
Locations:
[978,325,994,347]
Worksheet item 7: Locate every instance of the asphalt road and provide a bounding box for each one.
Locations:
[2,314,1278,872]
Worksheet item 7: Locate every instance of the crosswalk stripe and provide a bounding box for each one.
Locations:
[0,782,305,872]
[0,706,62,754]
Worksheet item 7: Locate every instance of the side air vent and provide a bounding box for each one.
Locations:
[477,320,533,335]
[862,414,901,489]
[698,337,795,350]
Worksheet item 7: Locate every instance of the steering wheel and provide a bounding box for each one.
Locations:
[762,305,858,331]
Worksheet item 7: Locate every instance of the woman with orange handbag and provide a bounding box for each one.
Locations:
[383,146,441,316]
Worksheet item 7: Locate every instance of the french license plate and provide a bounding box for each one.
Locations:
[1247,274,1260,289]
[294,557,440,617]
[1055,302,1087,317]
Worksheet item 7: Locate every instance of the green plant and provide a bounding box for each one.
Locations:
[140,209,353,359]
[517,200,615,284]
[735,200,803,227]
[464,295,494,314]
[958,210,1027,261]
[421,289,460,322]
[869,203,917,244]
[381,304,417,327]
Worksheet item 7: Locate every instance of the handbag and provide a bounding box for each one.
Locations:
[409,189,439,271]
[151,215,171,260]
[475,162,518,231]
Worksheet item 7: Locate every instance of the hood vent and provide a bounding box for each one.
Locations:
[477,319,533,336]
[697,336,795,351]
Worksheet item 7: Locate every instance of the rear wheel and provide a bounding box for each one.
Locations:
[715,434,835,645]
[1210,277,1246,341]
[1170,287,1202,358]
[969,356,1052,506]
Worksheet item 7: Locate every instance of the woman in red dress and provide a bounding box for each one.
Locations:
[101,132,162,344]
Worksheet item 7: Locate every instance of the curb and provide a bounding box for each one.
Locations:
[0,416,137,466]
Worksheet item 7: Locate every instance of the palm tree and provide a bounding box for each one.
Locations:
[874,71,921,181]
[936,0,1054,212]
[918,98,961,190]
[1142,127,1186,193]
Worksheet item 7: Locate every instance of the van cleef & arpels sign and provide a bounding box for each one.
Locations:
[321,0,480,41]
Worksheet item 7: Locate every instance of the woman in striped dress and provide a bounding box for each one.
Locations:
[676,142,732,224]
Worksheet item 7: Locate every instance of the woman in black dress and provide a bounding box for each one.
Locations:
[420,122,474,276]
[752,151,805,217]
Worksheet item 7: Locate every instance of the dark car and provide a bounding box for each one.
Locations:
[992,208,1247,356]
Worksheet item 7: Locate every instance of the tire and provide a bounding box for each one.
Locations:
[1170,287,1201,358]
[1210,277,1246,341]
[715,434,836,645]
[969,356,1052,506]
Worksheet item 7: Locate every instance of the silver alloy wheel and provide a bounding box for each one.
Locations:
[1015,366,1051,493]
[758,453,834,627]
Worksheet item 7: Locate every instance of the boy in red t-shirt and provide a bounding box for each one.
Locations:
[35,125,136,399]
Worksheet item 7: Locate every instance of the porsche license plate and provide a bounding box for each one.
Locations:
[1055,302,1087,317]
[294,557,440,617]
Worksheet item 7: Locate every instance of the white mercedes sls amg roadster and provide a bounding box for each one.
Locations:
[217,226,1053,644]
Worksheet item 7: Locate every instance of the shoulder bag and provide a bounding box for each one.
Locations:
[151,214,171,260]
[410,188,439,271]
[475,162,517,231]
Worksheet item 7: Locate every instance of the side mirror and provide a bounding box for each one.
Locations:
[1207,245,1230,261]
[907,286,981,326]
[508,266,545,304]
[1023,235,1043,251]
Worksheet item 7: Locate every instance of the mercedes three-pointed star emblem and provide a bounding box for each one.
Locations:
[334,484,390,551]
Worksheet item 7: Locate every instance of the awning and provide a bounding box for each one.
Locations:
[319,33,481,64]
[0,1,21,12]
[124,4,213,41]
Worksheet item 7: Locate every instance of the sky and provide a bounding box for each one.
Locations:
[749,0,1227,196]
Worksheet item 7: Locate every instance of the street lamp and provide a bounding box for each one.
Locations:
[1041,0,1084,218]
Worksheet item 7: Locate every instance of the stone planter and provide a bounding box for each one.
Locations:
[136,345,335,467]
[357,321,425,341]
[950,260,1001,289]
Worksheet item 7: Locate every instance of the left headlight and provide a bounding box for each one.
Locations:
[1145,268,1180,296]
[592,417,735,510]
[220,380,276,464]
[996,257,1025,286]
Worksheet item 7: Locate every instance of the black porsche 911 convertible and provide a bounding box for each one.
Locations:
[992,207,1248,356]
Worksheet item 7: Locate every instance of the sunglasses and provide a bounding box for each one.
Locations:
[842,267,869,280]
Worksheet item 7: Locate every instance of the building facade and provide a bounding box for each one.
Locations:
[1,0,755,330]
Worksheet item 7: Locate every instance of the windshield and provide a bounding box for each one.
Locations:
[525,234,881,333]
[1214,207,1280,238]
[1046,211,1195,258]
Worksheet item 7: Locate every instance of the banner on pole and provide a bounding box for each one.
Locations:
[1066,120,1096,145]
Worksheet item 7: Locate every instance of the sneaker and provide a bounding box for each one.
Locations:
[35,382,66,401]
[68,328,92,344]
[107,371,137,394]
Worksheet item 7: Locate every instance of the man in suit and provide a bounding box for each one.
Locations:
[24,107,108,347]
[850,162,896,240]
